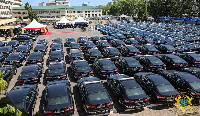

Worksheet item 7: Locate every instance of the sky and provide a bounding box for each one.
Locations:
[23,0,112,6]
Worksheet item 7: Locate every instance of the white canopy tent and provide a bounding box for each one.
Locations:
[74,17,88,24]
[56,16,70,25]
[24,19,48,34]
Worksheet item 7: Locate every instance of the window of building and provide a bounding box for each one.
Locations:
[99,10,101,12]
[92,11,94,12]
[72,11,75,13]
[85,11,87,13]
[88,11,90,13]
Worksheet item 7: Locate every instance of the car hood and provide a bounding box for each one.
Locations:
[159,91,179,96]
[126,94,147,100]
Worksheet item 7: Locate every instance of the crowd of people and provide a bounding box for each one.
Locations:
[0,28,21,40]
[54,22,88,29]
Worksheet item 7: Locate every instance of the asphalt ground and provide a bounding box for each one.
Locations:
[3,24,200,116]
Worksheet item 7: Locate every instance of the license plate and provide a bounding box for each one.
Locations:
[56,76,60,79]
[110,110,113,114]
[32,60,36,63]
[55,60,58,61]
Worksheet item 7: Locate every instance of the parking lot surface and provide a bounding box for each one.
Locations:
[3,24,200,116]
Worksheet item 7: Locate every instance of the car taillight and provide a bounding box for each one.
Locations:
[100,56,103,58]
[185,63,188,65]
[27,60,31,62]
[191,92,200,96]
[44,110,53,114]
[90,57,95,59]
[156,95,167,99]
[23,51,27,53]
[60,75,66,77]
[37,59,42,62]
[106,101,113,107]
[49,59,54,61]
[78,48,81,50]
[129,53,134,54]
[89,71,93,74]
[150,66,157,68]
[65,105,73,111]
[80,57,84,59]
[127,68,133,70]
[59,58,63,60]
[34,50,37,52]
[86,104,96,109]
[14,60,20,62]
[156,51,160,53]
[119,54,122,56]
[167,51,173,53]
[41,50,45,52]
[139,52,142,54]
[31,78,38,81]
[101,70,107,73]
[70,57,74,59]
[47,77,53,79]
[195,62,200,64]
[114,69,118,72]
[140,67,143,69]
[162,64,166,67]
[144,97,150,101]
[149,52,153,54]
[109,55,115,57]
[17,80,23,82]
[176,94,181,97]
[173,64,180,66]
[75,73,82,75]
[124,99,135,103]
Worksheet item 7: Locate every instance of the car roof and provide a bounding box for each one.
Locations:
[176,72,200,82]
[7,89,29,103]
[88,49,99,52]
[85,83,105,93]
[35,44,45,47]
[49,63,64,69]
[50,51,62,54]
[98,59,112,64]
[74,60,88,66]
[147,74,170,85]
[22,65,38,72]
[188,53,200,57]
[48,84,67,97]
[30,52,42,55]
[70,49,81,53]
[164,54,179,58]
[120,79,141,89]
[18,45,28,48]
[122,57,137,61]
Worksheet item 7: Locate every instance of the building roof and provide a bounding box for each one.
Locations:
[13,6,101,10]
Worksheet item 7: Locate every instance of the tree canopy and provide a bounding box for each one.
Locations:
[25,2,40,22]
[99,0,199,20]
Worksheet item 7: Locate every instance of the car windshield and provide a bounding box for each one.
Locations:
[87,44,95,47]
[12,102,24,109]
[102,63,115,69]
[50,54,62,58]
[71,44,80,47]
[110,49,119,54]
[150,59,163,64]
[17,48,27,51]
[157,84,174,93]
[91,51,101,56]
[7,42,16,45]
[146,46,157,51]
[88,91,109,101]
[80,38,87,41]
[71,53,82,57]
[53,40,61,43]
[172,57,185,63]
[29,54,41,59]
[0,48,8,52]
[165,46,175,50]
[52,45,62,48]
[21,71,36,77]
[127,61,140,66]
[35,47,45,50]
[49,68,64,74]
[76,65,90,71]
[116,41,124,44]
[48,96,69,106]
[193,56,200,61]
[189,81,200,90]
[7,55,18,60]
[125,88,145,96]
[102,42,109,46]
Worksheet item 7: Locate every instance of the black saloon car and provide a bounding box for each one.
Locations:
[65,38,76,47]
[17,65,42,84]
[43,80,74,115]
[4,52,25,67]
[107,74,150,108]
[26,52,44,66]
[71,60,93,79]
[77,36,88,46]
[16,45,30,56]
[136,55,166,71]
[93,58,118,77]
[119,45,141,57]
[134,72,180,103]
[48,51,64,65]
[68,49,84,62]
[7,85,38,116]
[155,44,177,54]
[157,54,188,69]
[101,47,122,60]
[0,66,16,81]
[69,42,81,50]
[45,63,67,82]
[78,77,113,114]
[84,48,103,62]
[110,39,126,48]
[178,53,200,67]
[6,40,19,49]
[50,43,63,51]
[137,44,160,55]
[37,39,48,46]
[0,46,13,56]
[82,41,97,51]
[115,57,143,73]
[34,44,47,54]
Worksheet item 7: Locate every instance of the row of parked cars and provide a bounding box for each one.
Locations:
[3,21,200,116]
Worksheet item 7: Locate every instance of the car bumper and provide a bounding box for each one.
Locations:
[85,108,113,115]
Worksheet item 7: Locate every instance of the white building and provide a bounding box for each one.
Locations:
[39,0,70,7]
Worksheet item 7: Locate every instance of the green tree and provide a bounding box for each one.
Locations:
[25,2,40,22]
